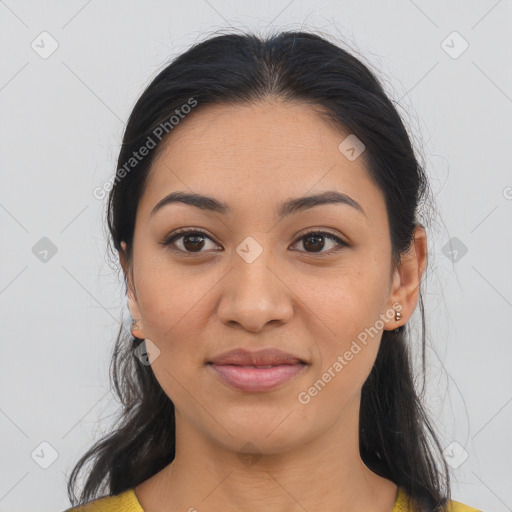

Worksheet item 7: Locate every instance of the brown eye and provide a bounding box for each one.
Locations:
[181,233,206,252]
[292,231,347,254]
[302,233,325,252]
[162,229,219,254]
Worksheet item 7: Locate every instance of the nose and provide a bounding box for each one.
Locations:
[216,246,294,333]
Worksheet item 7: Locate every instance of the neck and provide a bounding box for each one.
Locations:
[135,397,398,512]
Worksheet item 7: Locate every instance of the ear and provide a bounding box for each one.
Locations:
[120,241,146,338]
[383,225,428,331]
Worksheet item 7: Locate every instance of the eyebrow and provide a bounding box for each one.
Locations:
[150,190,365,218]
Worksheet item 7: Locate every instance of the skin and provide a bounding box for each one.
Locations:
[119,98,427,512]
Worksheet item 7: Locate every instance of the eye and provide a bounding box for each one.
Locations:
[290,230,348,255]
[161,229,220,255]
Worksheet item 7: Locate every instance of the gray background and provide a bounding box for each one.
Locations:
[1,1,511,511]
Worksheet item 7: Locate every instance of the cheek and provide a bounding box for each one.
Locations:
[135,257,217,338]
[293,263,387,390]
[295,261,389,342]
[296,272,384,413]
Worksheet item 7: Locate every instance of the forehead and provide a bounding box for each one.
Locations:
[138,100,385,222]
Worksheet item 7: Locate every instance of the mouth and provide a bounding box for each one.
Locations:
[206,360,308,392]
[206,348,309,392]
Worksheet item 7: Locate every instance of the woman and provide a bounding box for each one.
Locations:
[64,30,480,512]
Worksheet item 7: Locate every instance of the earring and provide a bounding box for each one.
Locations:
[131,318,142,337]
[394,307,402,333]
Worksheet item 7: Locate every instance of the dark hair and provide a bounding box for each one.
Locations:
[67,29,450,511]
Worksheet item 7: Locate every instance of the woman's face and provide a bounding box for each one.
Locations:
[122,99,407,455]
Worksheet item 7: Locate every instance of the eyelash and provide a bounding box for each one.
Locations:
[161,228,348,256]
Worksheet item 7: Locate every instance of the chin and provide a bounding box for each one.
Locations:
[202,408,313,456]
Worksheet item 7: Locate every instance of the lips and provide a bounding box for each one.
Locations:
[207,348,308,392]
[208,348,307,366]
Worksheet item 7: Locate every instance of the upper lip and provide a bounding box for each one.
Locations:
[208,348,307,366]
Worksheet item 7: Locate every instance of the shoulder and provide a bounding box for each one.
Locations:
[443,499,482,512]
[395,487,482,512]
[62,488,144,512]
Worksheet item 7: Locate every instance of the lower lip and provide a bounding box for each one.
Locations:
[208,363,307,392]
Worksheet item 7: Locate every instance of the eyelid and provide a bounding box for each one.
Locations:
[292,227,348,245]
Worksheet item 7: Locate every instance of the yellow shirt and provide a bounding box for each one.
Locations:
[65,486,482,511]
